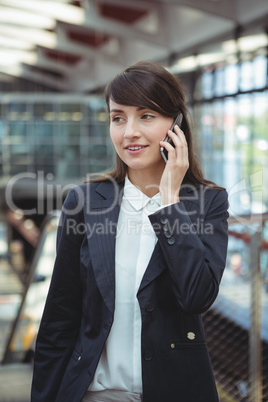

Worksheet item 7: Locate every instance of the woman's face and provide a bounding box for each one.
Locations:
[109,100,173,176]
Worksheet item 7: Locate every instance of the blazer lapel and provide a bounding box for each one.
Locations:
[84,181,124,313]
[138,243,165,293]
[84,181,202,309]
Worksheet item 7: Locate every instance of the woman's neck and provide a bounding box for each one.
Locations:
[127,169,162,198]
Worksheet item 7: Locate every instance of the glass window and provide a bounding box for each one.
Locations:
[193,51,268,216]
[7,102,29,122]
[59,103,83,122]
[34,122,54,143]
[35,164,56,176]
[253,92,268,139]
[56,162,80,178]
[87,144,107,159]
[10,143,29,155]
[223,98,242,196]
[84,99,107,122]
[240,61,254,92]
[224,64,239,95]
[198,102,224,183]
[83,162,110,177]
[202,70,214,99]
[253,55,267,89]
[0,120,4,139]
[252,92,268,212]
[84,123,108,141]
[60,122,81,144]
[33,103,55,121]
[0,96,121,181]
[214,68,225,96]
[60,103,81,113]
[35,143,54,156]
[9,122,28,137]
[10,164,30,175]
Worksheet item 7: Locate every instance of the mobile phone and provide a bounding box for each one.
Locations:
[160,113,183,163]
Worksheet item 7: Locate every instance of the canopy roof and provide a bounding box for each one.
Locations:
[0,0,267,91]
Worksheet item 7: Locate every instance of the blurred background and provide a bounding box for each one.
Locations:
[0,0,268,401]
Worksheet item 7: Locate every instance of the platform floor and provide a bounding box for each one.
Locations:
[0,363,32,402]
[0,259,23,360]
[0,259,32,402]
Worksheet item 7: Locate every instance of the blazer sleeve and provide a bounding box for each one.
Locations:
[148,188,229,314]
[31,187,85,401]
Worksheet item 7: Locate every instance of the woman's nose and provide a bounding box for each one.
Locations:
[124,120,141,139]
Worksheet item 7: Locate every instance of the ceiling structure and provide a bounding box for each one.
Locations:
[0,0,268,92]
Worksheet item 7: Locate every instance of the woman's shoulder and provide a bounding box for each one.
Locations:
[64,179,124,205]
[180,182,228,218]
[67,180,114,193]
[203,185,228,200]
[198,184,228,208]
[181,182,228,201]
[201,185,229,217]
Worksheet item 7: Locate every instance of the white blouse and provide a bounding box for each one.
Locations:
[88,176,161,394]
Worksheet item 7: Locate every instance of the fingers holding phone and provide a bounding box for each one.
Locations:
[159,114,189,205]
[166,126,188,162]
[160,113,183,163]
[160,126,188,167]
[160,113,188,164]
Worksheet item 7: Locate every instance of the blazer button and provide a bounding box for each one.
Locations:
[162,224,170,232]
[164,231,172,239]
[144,351,153,361]
[160,216,168,225]
[146,301,155,312]
[187,332,195,340]
[167,237,175,245]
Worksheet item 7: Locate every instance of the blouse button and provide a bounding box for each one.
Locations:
[144,351,153,361]
[146,301,155,312]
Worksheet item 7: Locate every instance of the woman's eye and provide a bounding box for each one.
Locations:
[111,116,123,122]
[142,114,154,120]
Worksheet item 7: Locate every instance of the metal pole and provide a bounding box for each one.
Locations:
[249,226,263,402]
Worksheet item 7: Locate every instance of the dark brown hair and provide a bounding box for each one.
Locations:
[89,60,218,188]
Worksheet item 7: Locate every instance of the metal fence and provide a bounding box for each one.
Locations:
[1,210,268,401]
[203,214,268,402]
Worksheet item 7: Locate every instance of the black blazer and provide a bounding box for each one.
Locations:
[31,180,229,402]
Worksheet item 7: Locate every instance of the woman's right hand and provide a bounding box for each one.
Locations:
[159,125,189,205]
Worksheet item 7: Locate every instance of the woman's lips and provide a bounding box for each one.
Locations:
[125,145,148,154]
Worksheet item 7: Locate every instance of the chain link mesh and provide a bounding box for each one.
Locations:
[203,223,268,402]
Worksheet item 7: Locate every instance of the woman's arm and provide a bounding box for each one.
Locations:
[31,187,85,401]
[148,187,229,314]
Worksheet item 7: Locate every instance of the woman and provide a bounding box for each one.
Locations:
[31,61,229,402]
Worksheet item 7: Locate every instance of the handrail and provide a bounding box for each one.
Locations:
[228,212,268,249]
[6,209,40,247]
[228,212,268,225]
[1,210,60,364]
